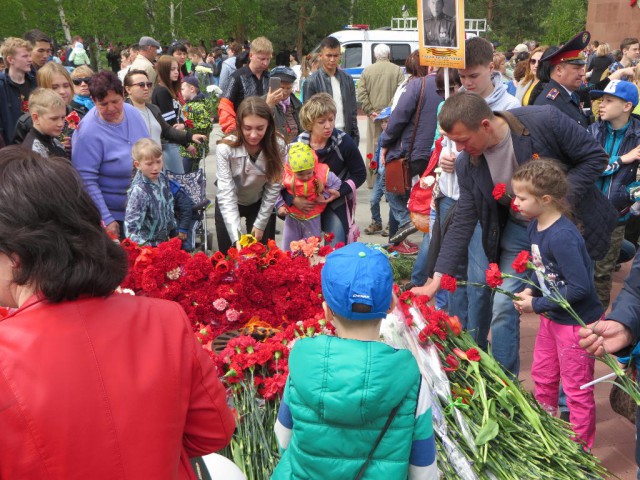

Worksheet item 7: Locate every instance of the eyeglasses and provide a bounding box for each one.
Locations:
[529,59,539,65]
[132,81,153,88]
[72,77,91,85]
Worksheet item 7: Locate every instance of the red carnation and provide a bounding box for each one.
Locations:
[334,242,345,249]
[369,160,378,171]
[510,198,520,213]
[440,274,457,292]
[324,232,335,244]
[366,153,373,160]
[486,263,504,288]
[185,119,195,129]
[492,183,507,201]
[512,250,531,274]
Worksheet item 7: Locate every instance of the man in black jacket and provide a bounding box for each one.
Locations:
[302,36,359,145]
[415,92,617,376]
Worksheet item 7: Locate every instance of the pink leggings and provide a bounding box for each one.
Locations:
[531,316,596,448]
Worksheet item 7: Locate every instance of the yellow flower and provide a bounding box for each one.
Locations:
[239,234,257,248]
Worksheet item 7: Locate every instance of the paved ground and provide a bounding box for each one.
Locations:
[203,115,637,479]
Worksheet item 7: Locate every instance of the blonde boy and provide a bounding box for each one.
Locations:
[23,88,67,158]
[125,138,179,246]
[0,37,36,144]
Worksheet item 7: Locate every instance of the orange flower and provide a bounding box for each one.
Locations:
[445,315,462,336]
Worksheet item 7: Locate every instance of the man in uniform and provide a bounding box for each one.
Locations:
[423,0,456,47]
[534,31,591,127]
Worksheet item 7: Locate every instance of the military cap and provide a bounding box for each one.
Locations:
[540,31,590,66]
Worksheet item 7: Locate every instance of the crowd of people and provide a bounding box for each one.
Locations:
[2,22,640,479]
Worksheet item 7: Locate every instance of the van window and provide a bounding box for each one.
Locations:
[342,43,362,69]
[372,43,411,67]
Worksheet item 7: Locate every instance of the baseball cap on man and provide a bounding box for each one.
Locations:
[139,36,161,48]
[322,243,393,321]
[591,80,639,108]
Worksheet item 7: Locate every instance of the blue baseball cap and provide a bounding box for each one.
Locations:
[321,243,393,321]
[375,106,392,122]
[591,80,639,108]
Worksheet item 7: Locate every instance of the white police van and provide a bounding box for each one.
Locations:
[327,17,487,81]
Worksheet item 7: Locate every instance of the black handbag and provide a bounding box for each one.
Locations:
[354,404,401,480]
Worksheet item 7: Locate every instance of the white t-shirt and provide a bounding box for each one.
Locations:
[330,76,345,131]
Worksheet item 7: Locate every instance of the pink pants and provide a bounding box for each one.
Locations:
[531,316,596,448]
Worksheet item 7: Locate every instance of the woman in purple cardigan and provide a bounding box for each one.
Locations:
[71,71,149,239]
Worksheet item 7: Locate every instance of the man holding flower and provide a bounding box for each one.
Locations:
[414,91,617,376]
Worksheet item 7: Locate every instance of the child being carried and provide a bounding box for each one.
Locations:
[276,142,341,250]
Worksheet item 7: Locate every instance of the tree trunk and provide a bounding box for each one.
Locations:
[487,0,494,24]
[55,0,72,43]
[143,0,156,34]
[170,1,176,39]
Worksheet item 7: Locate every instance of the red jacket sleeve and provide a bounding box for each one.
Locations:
[182,311,235,456]
[218,97,237,134]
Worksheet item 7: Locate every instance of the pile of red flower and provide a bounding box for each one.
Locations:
[119,237,338,398]
[120,238,329,339]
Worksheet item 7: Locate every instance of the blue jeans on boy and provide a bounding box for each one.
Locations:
[370,170,386,225]
[386,191,411,229]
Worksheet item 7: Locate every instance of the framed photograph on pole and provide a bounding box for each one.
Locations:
[418,0,466,68]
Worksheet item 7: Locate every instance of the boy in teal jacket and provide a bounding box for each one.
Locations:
[272,243,438,479]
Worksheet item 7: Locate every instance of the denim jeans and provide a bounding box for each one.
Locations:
[437,197,492,346]
[465,223,492,349]
[386,191,411,228]
[162,143,184,174]
[321,207,346,245]
[490,219,530,377]
[411,232,431,285]
[370,170,386,225]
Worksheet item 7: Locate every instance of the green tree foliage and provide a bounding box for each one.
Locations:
[541,0,588,45]
[0,0,587,57]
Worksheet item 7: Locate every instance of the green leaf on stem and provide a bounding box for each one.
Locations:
[475,417,499,445]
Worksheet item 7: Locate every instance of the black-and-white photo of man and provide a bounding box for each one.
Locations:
[423,0,456,47]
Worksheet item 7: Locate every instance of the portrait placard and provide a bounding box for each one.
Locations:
[418,0,466,68]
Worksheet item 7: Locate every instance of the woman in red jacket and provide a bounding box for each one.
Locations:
[0,146,235,479]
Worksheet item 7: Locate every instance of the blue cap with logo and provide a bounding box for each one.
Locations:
[375,106,393,122]
[591,80,639,109]
[321,243,393,321]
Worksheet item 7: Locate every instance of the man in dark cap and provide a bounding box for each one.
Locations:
[533,31,591,127]
[265,66,302,144]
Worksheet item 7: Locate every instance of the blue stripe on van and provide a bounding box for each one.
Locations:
[344,67,364,77]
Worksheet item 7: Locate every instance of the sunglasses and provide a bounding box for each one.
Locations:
[132,82,153,88]
[529,59,539,65]
[72,77,91,85]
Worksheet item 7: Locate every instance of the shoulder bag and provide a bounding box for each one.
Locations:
[354,404,400,480]
[385,77,427,196]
